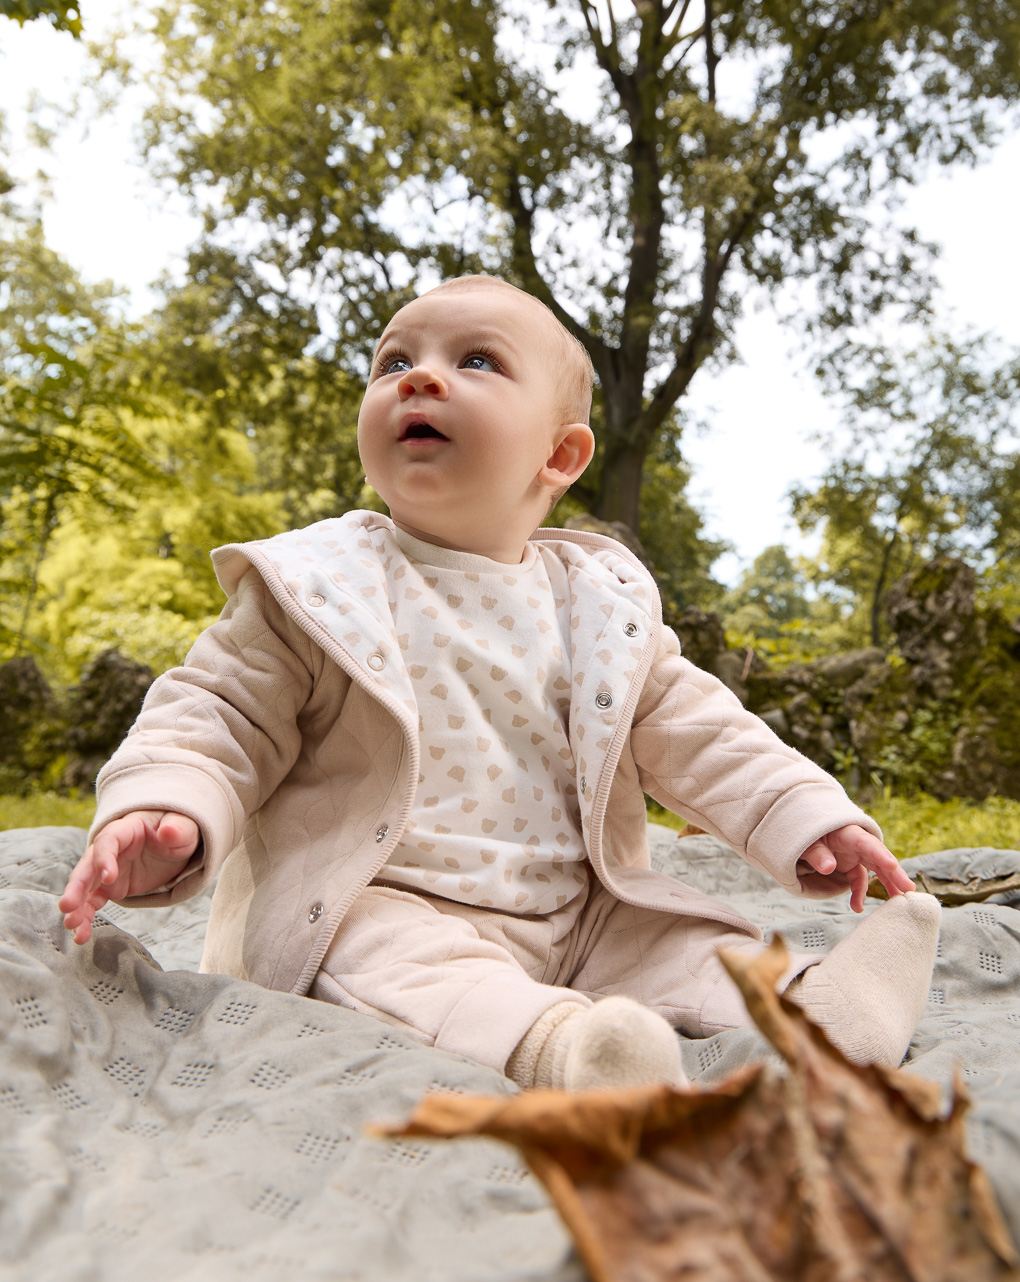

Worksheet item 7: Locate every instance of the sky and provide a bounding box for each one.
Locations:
[2,2,1019,585]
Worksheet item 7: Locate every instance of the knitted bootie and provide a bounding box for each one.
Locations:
[507,996,686,1090]
[784,891,941,1066]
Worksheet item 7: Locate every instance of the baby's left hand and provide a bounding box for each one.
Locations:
[796,824,914,913]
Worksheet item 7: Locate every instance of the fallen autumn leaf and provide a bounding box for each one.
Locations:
[378,936,1019,1282]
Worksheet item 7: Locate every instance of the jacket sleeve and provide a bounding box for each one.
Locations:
[90,568,323,898]
[629,626,881,895]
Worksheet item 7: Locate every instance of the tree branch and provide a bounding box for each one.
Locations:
[575,0,630,104]
[704,0,717,103]
[662,0,693,30]
[605,0,619,48]
[641,197,762,440]
[505,177,610,369]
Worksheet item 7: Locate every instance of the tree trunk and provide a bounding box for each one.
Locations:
[595,433,647,532]
[870,529,899,647]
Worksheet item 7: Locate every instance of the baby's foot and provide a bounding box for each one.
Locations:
[784,891,941,1066]
[507,997,686,1090]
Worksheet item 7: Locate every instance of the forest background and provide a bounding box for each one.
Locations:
[1,0,1020,852]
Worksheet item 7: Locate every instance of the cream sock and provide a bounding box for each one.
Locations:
[784,891,941,1067]
[507,997,686,1091]
[505,1001,585,1089]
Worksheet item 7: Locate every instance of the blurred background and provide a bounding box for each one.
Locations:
[2,0,1019,849]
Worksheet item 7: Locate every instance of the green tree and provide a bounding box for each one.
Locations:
[140,243,368,528]
[99,0,1020,534]
[631,425,728,611]
[0,215,158,652]
[792,334,1020,646]
[28,401,286,679]
[0,212,286,675]
[723,544,812,633]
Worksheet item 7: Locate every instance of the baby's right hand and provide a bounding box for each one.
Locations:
[58,811,200,945]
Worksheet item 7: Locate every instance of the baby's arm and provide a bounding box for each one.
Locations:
[797,823,914,912]
[79,569,321,911]
[58,811,199,944]
[630,630,905,900]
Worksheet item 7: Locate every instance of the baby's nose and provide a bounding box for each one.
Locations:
[397,365,448,399]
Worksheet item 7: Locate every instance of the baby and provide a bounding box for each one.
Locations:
[59,275,939,1091]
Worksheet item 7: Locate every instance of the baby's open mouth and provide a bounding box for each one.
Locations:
[400,419,449,442]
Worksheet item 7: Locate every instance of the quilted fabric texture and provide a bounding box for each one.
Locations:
[1,824,1019,1279]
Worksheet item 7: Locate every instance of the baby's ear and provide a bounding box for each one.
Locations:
[538,425,595,487]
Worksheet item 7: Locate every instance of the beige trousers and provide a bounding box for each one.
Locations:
[312,875,814,1074]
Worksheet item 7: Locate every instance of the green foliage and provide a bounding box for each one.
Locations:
[638,430,729,612]
[723,546,812,630]
[718,544,862,670]
[0,0,81,37]
[867,703,963,795]
[0,211,287,679]
[141,246,367,527]
[26,413,286,679]
[793,333,1020,646]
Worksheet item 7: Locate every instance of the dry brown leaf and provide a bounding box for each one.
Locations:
[377,937,1019,1282]
[867,870,1020,906]
[676,822,706,838]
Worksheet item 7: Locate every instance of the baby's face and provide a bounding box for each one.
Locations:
[358,286,581,558]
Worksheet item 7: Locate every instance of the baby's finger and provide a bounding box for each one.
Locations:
[152,813,200,861]
[848,863,869,913]
[61,884,105,943]
[862,847,915,896]
[878,864,915,896]
[72,903,97,945]
[58,844,103,915]
[798,842,838,876]
[90,821,142,883]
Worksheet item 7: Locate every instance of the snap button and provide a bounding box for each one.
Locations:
[306,593,325,607]
[375,825,389,843]
[308,903,323,923]
[580,775,586,793]
[595,692,613,709]
[367,653,385,671]
[624,622,638,637]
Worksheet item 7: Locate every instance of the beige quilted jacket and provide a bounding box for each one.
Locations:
[91,512,878,996]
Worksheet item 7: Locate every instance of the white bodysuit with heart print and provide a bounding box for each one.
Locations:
[380,528,589,914]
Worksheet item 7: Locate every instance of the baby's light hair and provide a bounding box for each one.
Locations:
[422,275,595,426]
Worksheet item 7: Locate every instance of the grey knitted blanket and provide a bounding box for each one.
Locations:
[1,824,1018,1280]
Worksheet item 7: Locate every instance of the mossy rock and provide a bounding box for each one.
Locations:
[747,558,1020,801]
[0,656,67,787]
[61,650,154,789]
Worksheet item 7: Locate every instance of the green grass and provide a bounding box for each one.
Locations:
[862,791,1020,859]
[3,789,1017,856]
[648,791,1020,858]
[0,791,96,832]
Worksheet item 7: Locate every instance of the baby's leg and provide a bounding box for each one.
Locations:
[313,884,683,1091]
[566,885,941,1067]
[564,889,796,1039]
[310,884,590,1074]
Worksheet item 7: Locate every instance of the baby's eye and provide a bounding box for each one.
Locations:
[381,354,412,375]
[462,353,497,372]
